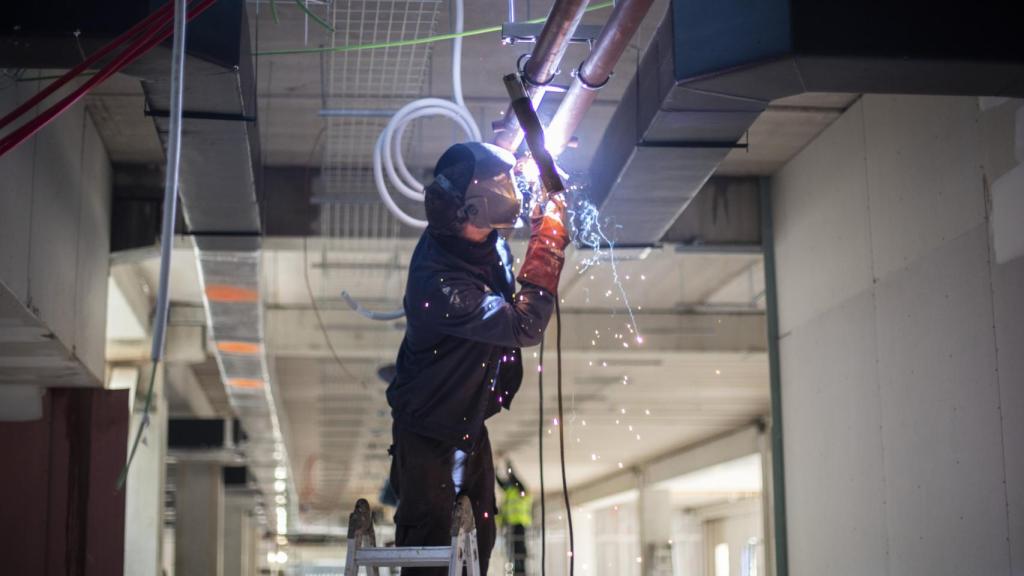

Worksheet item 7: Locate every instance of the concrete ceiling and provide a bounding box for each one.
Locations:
[718,92,859,176]
[85,3,854,181]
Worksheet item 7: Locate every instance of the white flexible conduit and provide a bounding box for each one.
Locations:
[348,0,480,321]
[373,0,481,228]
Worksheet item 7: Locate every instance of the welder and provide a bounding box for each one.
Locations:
[386,141,568,575]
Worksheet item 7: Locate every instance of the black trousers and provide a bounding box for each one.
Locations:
[389,423,497,575]
[507,524,527,576]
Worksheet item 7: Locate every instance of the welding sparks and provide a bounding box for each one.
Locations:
[567,193,643,343]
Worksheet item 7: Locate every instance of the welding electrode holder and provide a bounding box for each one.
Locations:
[502,73,566,200]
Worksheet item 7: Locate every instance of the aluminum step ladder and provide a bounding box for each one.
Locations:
[344,495,481,576]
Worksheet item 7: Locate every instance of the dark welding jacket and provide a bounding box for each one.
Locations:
[387,229,554,452]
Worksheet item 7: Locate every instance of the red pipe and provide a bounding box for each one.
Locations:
[0,1,176,132]
[0,0,215,158]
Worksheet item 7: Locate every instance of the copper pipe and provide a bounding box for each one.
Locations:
[546,0,655,155]
[492,0,590,150]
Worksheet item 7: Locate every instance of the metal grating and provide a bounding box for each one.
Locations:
[319,0,443,238]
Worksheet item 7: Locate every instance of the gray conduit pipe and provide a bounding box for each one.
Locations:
[119,0,187,490]
[151,0,188,362]
[341,291,406,321]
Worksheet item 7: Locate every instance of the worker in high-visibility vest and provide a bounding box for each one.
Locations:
[497,461,532,576]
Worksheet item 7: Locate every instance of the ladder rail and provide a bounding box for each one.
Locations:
[344,495,480,576]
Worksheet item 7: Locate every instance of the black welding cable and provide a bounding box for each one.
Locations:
[554,298,574,576]
[538,336,546,576]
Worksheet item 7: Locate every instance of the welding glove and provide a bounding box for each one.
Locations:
[516,194,569,295]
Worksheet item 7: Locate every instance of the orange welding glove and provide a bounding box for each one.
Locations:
[516,194,570,295]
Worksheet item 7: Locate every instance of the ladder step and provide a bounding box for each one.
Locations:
[354,546,454,567]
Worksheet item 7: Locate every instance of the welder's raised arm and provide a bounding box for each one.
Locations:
[516,195,570,295]
[408,197,569,348]
[415,276,555,347]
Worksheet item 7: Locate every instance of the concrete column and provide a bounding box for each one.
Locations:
[0,388,130,574]
[175,462,224,576]
[124,364,167,576]
[224,494,255,576]
[247,522,261,576]
[639,487,673,576]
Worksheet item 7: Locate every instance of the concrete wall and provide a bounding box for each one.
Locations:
[772,95,1023,575]
[0,76,113,389]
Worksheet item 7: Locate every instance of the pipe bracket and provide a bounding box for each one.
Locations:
[574,63,611,91]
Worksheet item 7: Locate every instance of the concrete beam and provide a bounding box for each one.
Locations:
[644,424,761,486]
[0,281,101,388]
[661,177,762,246]
[263,306,766,360]
[123,373,167,576]
[166,364,216,418]
[571,423,763,506]
[108,266,149,341]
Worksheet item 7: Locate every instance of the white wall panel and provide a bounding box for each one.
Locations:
[27,104,85,348]
[0,80,39,302]
[992,255,1024,574]
[1,88,112,388]
[863,96,986,279]
[74,112,112,378]
[773,95,1021,576]
[874,225,1008,575]
[779,292,888,576]
[772,100,873,335]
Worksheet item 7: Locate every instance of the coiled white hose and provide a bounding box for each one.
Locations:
[373,0,481,227]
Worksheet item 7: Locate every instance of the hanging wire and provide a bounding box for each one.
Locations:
[255,1,615,56]
[293,0,334,31]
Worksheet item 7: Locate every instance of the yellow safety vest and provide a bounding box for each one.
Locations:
[498,486,533,527]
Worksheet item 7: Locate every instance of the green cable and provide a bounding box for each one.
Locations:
[271,0,280,23]
[255,0,614,56]
[293,0,334,32]
[116,361,160,491]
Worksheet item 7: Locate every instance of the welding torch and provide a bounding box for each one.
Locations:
[503,73,566,207]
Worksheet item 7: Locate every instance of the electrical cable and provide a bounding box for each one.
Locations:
[554,298,574,576]
[0,0,215,158]
[0,0,176,132]
[117,362,160,489]
[301,126,369,387]
[254,1,615,57]
[538,337,547,576]
[303,235,363,386]
[293,0,334,32]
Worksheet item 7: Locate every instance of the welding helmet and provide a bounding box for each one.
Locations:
[426,142,522,232]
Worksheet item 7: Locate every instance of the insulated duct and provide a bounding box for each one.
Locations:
[140,2,292,533]
[578,0,1024,244]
